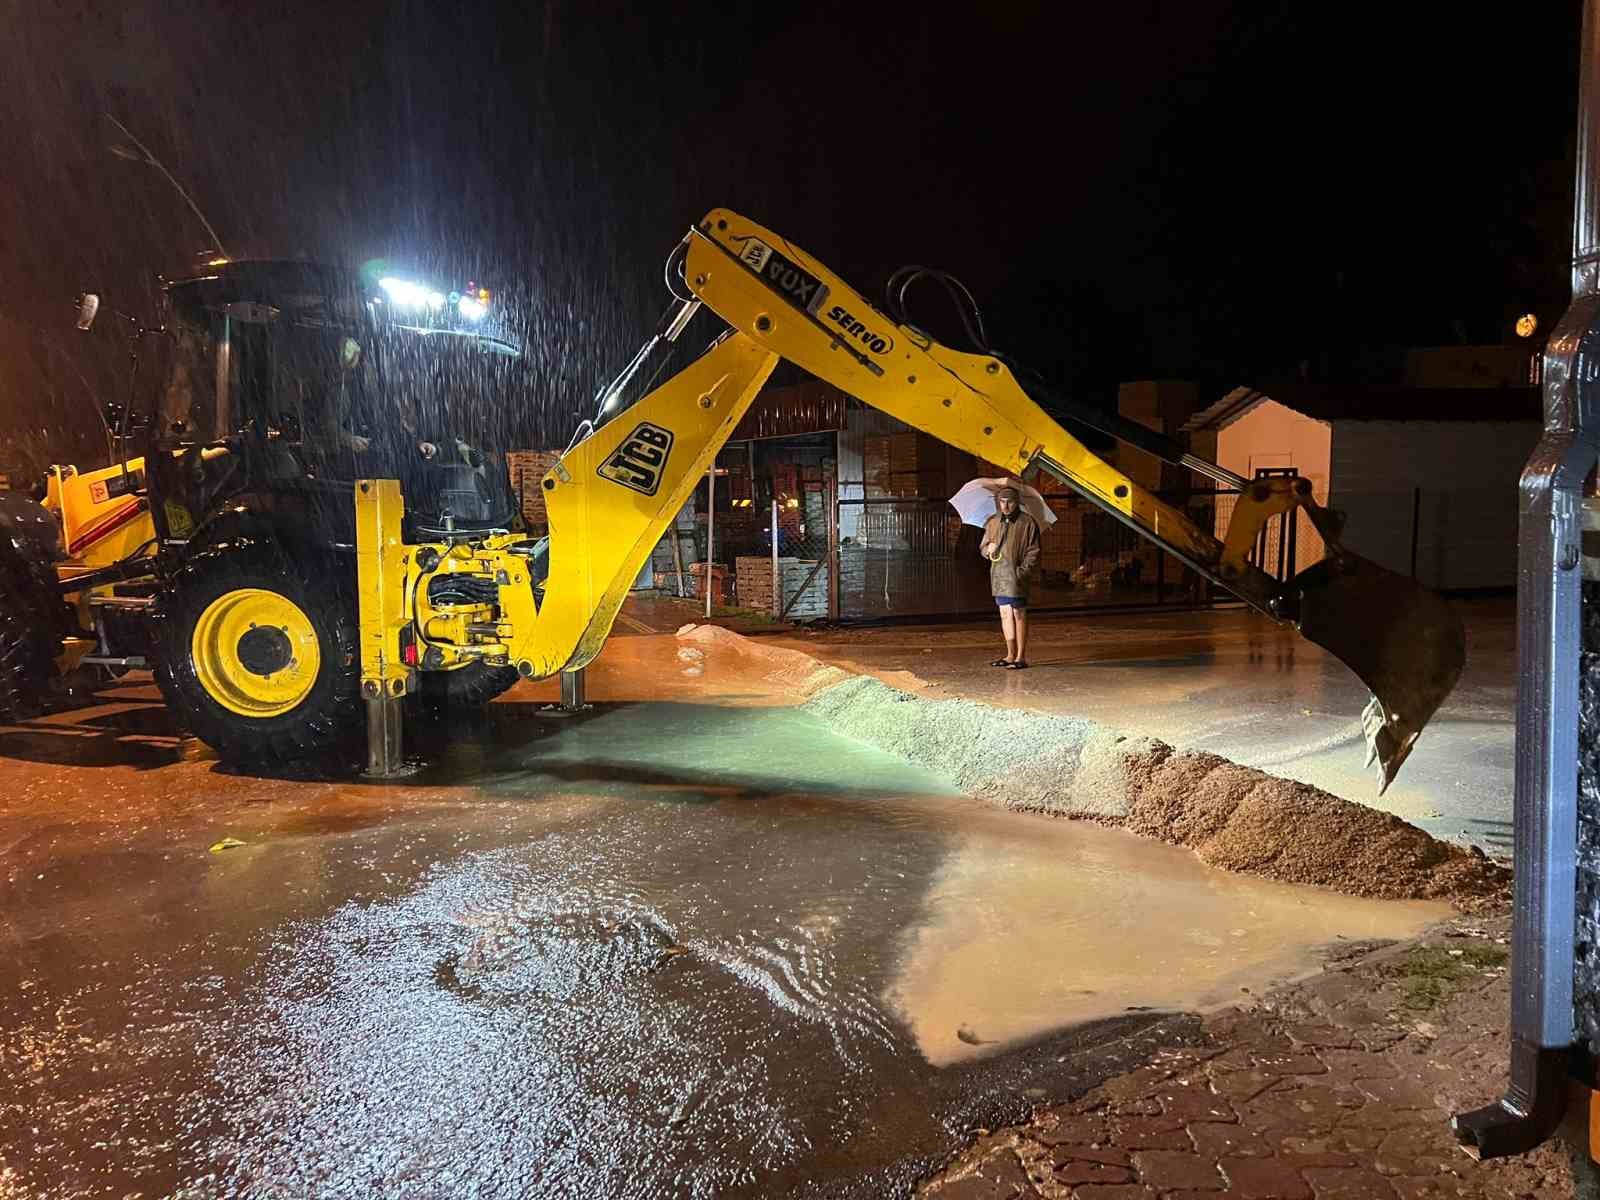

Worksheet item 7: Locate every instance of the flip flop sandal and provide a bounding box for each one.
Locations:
[990,659,1012,667]
[1004,660,1029,670]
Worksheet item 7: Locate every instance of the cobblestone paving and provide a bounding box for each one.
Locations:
[918,919,1578,1200]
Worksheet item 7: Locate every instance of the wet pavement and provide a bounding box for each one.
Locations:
[919,916,1577,1200]
[769,599,1516,855]
[0,633,1446,1198]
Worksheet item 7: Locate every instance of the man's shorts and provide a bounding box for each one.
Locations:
[994,596,1027,610]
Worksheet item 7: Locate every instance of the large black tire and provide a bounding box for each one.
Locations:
[417,661,521,710]
[153,541,361,764]
[0,537,68,719]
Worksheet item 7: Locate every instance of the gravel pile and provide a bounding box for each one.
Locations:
[676,623,852,697]
[675,625,1509,907]
[1121,747,1504,903]
[802,674,1507,907]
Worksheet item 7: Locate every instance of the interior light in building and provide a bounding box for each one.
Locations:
[1515,313,1538,338]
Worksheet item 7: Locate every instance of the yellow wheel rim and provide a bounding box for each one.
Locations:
[190,588,322,717]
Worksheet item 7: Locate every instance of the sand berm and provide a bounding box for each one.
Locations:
[676,623,1509,909]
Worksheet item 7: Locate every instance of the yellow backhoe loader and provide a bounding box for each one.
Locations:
[2,211,1464,790]
[352,209,1462,790]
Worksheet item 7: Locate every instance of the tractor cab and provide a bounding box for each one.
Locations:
[152,260,522,546]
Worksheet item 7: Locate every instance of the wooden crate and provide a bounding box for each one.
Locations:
[687,561,730,604]
[735,555,786,611]
[863,435,892,498]
[734,556,828,617]
[506,449,563,531]
[889,431,920,472]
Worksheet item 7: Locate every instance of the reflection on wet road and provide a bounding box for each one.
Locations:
[1,688,1442,1198]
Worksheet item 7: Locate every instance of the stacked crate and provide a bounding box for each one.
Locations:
[863,435,892,498]
[779,560,829,619]
[649,506,697,594]
[715,506,757,551]
[687,561,730,604]
[736,555,779,612]
[863,432,952,498]
[733,556,831,618]
[505,450,563,533]
[885,432,946,498]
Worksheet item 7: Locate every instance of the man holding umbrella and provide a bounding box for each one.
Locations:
[979,485,1041,669]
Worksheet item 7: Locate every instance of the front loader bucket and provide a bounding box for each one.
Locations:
[1288,553,1466,793]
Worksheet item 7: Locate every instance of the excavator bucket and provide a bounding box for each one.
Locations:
[1288,553,1466,793]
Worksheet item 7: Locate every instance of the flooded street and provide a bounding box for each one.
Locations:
[0,635,1445,1198]
[775,599,1517,853]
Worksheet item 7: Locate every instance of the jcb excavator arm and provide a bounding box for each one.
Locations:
[673,210,1464,789]
[374,209,1462,789]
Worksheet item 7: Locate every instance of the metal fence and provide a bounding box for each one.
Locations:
[676,478,1518,623]
[835,493,1221,620]
[714,497,835,620]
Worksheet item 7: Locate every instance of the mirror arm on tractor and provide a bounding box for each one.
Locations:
[75,291,170,489]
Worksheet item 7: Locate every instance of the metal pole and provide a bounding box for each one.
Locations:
[670,518,688,598]
[560,668,587,711]
[705,466,715,619]
[215,315,231,440]
[1286,497,1299,579]
[771,498,780,618]
[1454,0,1600,1159]
[827,469,841,621]
[364,694,404,778]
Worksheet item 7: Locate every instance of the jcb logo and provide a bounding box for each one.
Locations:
[597,422,675,496]
[740,239,773,273]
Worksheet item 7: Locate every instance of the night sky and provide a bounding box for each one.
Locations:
[0,1,1584,471]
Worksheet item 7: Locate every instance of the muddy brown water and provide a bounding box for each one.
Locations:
[0,690,1442,1198]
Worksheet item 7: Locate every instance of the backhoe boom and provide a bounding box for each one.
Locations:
[664,209,1463,789]
[364,209,1465,790]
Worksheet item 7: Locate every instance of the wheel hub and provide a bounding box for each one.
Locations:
[236,625,293,677]
[190,587,321,717]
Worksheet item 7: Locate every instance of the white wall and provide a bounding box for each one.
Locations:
[1214,399,1332,574]
[1330,420,1539,590]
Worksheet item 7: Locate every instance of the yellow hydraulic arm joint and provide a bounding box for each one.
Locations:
[499,330,779,679]
[1218,475,1317,580]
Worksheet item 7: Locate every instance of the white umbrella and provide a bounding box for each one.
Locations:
[948,476,1057,529]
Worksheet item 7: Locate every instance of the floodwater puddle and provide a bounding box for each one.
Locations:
[885,807,1447,1065]
[1,679,1453,1199]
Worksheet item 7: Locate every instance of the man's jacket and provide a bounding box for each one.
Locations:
[981,511,1041,598]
